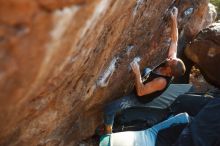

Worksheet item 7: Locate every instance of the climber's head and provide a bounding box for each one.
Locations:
[165,58,186,78]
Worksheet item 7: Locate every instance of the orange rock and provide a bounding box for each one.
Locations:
[38,0,87,11]
[0,0,39,25]
[0,0,212,145]
[185,21,220,88]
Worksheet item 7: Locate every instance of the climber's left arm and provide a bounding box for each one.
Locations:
[168,7,178,59]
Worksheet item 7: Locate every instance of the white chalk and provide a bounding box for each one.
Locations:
[133,0,145,16]
[126,45,134,56]
[133,56,141,63]
[97,57,118,87]
[129,56,141,71]
[184,7,194,17]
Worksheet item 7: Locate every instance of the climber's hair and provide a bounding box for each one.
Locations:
[170,59,186,78]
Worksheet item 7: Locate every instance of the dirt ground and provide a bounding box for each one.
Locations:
[190,66,216,92]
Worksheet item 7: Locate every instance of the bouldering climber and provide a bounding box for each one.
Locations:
[130,6,185,102]
[101,7,192,134]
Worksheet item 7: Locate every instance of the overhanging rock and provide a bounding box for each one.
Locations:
[0,0,210,145]
[185,21,220,88]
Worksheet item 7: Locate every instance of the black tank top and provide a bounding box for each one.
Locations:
[135,61,173,103]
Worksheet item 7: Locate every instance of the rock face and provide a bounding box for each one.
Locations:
[0,0,210,145]
[185,21,220,88]
[174,3,217,83]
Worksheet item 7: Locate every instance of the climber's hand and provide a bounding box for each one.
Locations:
[130,61,140,75]
[171,7,178,19]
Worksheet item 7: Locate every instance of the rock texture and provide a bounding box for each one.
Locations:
[174,3,217,83]
[185,21,220,88]
[0,0,210,145]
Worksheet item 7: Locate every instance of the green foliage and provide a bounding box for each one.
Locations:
[210,0,220,12]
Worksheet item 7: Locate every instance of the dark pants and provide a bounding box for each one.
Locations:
[173,97,220,146]
[104,84,193,125]
[190,98,220,146]
[156,93,213,146]
[169,93,213,116]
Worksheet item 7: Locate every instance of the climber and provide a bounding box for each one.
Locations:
[130,6,184,103]
[101,7,191,134]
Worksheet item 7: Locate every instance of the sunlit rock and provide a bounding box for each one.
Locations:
[185,21,220,88]
[0,0,210,145]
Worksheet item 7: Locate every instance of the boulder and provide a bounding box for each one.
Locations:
[0,0,210,145]
[185,21,220,88]
[174,2,217,83]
